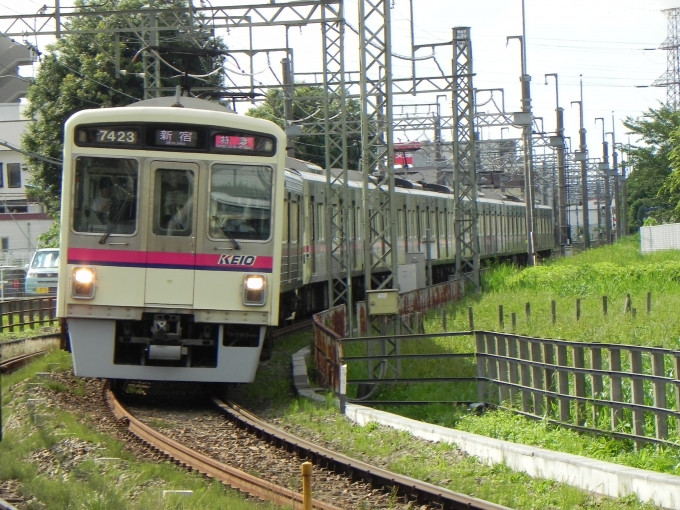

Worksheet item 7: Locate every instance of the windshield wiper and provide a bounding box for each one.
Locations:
[212,215,241,250]
[99,200,128,244]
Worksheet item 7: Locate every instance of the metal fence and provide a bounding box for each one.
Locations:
[0,297,58,333]
[476,331,680,447]
[311,312,680,446]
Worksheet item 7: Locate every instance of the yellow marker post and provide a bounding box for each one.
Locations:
[301,461,313,510]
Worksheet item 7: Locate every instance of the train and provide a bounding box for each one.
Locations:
[57,95,553,384]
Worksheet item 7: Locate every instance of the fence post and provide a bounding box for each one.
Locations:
[630,350,645,447]
[511,312,516,331]
[8,300,16,333]
[518,337,532,413]
[652,350,668,440]
[573,345,586,426]
[543,342,556,418]
[498,305,504,329]
[525,302,531,321]
[556,343,570,422]
[551,300,556,325]
[602,296,608,317]
[591,346,603,425]
[468,306,474,331]
[609,348,623,429]
[485,333,499,405]
[441,308,447,331]
[647,292,652,315]
[0,301,6,333]
[476,332,488,403]
[576,298,581,321]
[497,334,509,404]
[20,299,28,332]
[624,294,631,314]
[530,340,544,416]
[507,335,519,405]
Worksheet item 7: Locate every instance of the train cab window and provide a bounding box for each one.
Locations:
[154,169,194,236]
[208,164,273,241]
[72,157,138,235]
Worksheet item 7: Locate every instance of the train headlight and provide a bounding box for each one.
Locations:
[71,266,96,299]
[243,274,266,306]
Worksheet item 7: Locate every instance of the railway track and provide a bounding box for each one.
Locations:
[0,351,46,374]
[107,379,508,510]
[106,383,343,510]
[210,395,508,510]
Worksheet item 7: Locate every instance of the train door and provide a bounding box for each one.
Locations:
[145,161,199,306]
[287,192,302,283]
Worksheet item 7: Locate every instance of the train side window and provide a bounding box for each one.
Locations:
[72,157,138,235]
[283,197,289,242]
[290,199,300,244]
[317,203,324,240]
[154,169,194,237]
[208,163,273,241]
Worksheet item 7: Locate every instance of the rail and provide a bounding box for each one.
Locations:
[0,297,57,333]
[210,394,509,510]
[105,383,341,510]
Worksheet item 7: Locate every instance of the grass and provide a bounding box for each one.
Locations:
[1,348,280,509]
[232,331,663,509]
[338,234,680,483]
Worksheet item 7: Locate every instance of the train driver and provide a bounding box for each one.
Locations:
[89,177,113,223]
[226,210,255,233]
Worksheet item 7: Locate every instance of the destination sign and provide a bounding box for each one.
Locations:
[154,129,198,148]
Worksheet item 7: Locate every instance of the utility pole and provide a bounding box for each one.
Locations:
[595,117,612,244]
[609,136,621,240]
[571,78,589,249]
[545,73,567,251]
[433,97,445,184]
[281,57,296,158]
[508,32,535,265]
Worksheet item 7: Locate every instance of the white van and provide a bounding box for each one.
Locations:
[25,248,60,297]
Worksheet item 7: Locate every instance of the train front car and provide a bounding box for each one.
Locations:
[57,97,286,383]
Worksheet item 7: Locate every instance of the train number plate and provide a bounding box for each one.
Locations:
[36,287,49,294]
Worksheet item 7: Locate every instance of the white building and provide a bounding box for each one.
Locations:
[0,37,53,266]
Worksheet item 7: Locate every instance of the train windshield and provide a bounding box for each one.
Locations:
[209,163,273,241]
[72,157,138,235]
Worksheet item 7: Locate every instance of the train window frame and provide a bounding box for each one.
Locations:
[71,156,140,237]
[208,163,275,243]
[152,168,196,237]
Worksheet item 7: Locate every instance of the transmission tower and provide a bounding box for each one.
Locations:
[452,27,480,290]
[652,7,680,110]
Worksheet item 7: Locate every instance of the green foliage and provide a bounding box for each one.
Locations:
[643,217,659,226]
[622,105,680,229]
[246,85,362,169]
[1,353,272,509]
[21,0,227,215]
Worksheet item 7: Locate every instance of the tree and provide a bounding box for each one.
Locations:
[21,0,226,217]
[621,105,680,229]
[245,85,362,170]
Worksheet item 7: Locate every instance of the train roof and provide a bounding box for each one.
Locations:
[285,158,552,209]
[127,95,235,113]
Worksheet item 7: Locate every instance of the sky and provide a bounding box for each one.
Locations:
[0,0,677,157]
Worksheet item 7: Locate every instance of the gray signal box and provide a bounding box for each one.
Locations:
[366,289,399,315]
